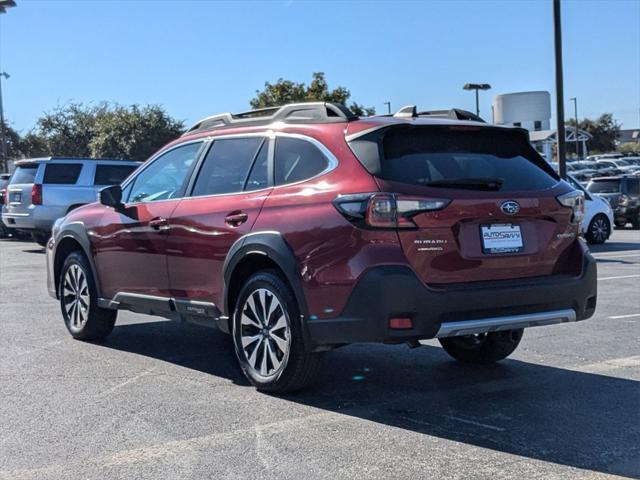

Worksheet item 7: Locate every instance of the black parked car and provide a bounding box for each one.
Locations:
[586,175,640,229]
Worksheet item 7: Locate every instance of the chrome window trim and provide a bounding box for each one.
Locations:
[179,131,339,201]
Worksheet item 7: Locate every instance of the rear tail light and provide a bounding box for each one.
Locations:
[32,184,43,205]
[619,194,629,206]
[389,317,413,330]
[334,193,450,229]
[557,190,584,224]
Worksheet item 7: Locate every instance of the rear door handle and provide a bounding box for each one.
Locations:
[149,217,170,233]
[225,212,248,227]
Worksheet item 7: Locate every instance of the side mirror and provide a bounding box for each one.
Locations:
[99,185,123,209]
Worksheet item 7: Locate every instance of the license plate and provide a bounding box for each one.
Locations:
[481,224,523,254]
[10,192,21,203]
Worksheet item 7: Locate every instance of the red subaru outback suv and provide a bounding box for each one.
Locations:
[46,102,596,392]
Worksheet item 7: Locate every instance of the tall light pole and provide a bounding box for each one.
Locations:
[553,0,567,178]
[0,0,17,174]
[0,72,8,173]
[384,101,391,115]
[570,97,579,158]
[463,83,491,117]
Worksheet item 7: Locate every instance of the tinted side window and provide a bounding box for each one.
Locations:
[275,138,330,185]
[94,165,138,185]
[192,137,263,196]
[626,178,640,194]
[587,180,620,194]
[245,142,269,191]
[43,164,82,184]
[128,142,201,203]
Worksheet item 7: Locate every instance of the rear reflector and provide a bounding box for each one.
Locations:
[389,317,413,330]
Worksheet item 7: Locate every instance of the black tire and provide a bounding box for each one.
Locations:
[632,216,640,230]
[232,269,322,393]
[438,329,524,364]
[585,214,611,244]
[614,220,627,229]
[59,251,116,341]
[31,231,50,247]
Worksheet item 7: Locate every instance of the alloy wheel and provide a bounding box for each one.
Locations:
[62,264,90,329]
[238,288,291,379]
[590,217,609,243]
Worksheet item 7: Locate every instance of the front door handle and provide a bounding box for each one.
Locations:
[149,217,170,233]
[225,211,248,227]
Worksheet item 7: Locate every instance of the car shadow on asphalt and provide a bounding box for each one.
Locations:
[590,239,640,254]
[100,321,639,478]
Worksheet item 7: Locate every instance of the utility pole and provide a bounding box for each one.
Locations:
[0,72,8,173]
[553,0,567,178]
[0,0,17,174]
[570,97,579,159]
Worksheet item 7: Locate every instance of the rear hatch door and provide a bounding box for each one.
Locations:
[5,163,39,215]
[351,124,576,285]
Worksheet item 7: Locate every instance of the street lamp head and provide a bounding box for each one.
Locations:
[0,0,17,14]
[0,72,10,80]
[463,83,491,91]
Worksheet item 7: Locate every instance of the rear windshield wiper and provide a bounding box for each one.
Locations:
[424,177,504,191]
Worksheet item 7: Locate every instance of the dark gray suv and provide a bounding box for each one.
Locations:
[587,175,640,229]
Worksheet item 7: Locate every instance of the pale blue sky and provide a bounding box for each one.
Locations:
[1,0,639,133]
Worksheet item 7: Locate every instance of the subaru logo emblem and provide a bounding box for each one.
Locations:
[500,200,520,215]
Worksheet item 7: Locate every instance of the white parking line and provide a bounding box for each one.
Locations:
[593,252,640,259]
[598,274,640,281]
[608,313,640,320]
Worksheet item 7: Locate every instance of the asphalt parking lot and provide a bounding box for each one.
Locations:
[0,230,638,480]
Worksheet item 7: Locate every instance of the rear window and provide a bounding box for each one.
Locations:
[10,165,39,184]
[94,164,138,185]
[587,180,620,194]
[379,127,558,192]
[43,163,82,184]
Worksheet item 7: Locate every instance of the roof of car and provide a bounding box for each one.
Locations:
[14,157,141,166]
[182,102,519,140]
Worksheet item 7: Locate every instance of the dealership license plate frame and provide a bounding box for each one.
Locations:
[480,223,524,254]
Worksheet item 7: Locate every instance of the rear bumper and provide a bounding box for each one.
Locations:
[613,205,639,222]
[306,244,597,347]
[2,205,63,233]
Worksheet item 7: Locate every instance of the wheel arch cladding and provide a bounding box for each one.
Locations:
[54,224,101,298]
[223,232,309,331]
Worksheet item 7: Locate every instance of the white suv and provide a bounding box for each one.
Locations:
[1,157,141,246]
[566,174,614,244]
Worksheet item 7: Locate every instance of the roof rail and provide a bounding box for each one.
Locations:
[184,102,358,136]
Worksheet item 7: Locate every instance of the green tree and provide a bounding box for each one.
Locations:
[0,120,24,159]
[19,103,184,161]
[250,72,375,116]
[34,102,108,157]
[90,105,185,161]
[567,113,621,154]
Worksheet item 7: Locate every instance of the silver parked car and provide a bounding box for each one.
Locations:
[1,157,141,246]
